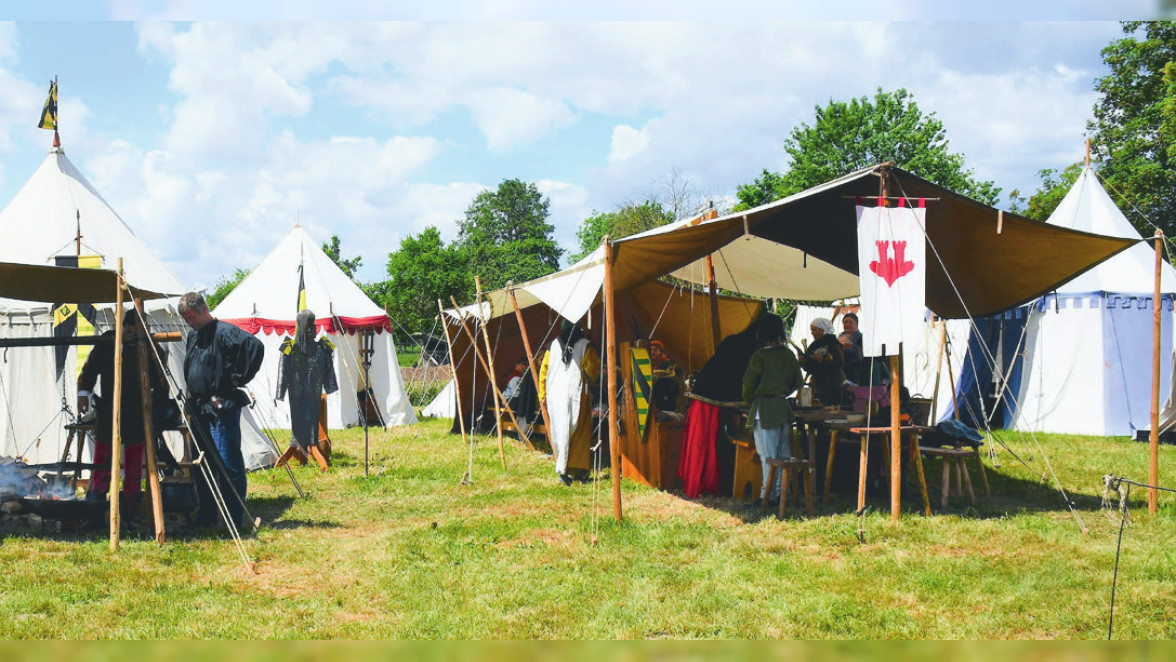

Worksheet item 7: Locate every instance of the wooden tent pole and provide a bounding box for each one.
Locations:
[944,339,961,421]
[703,208,721,350]
[473,277,507,468]
[877,171,902,522]
[437,299,468,452]
[930,319,948,424]
[507,284,546,451]
[109,259,124,551]
[1151,230,1163,515]
[604,237,623,522]
[450,296,528,471]
[134,300,166,545]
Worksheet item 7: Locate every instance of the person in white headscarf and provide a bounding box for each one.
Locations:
[797,316,845,406]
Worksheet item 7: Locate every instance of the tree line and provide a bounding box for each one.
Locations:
[208,22,1175,343]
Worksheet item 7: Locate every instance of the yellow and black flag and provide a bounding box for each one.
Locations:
[37,79,57,130]
[296,263,307,312]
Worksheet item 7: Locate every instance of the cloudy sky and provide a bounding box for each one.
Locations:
[0,4,1167,287]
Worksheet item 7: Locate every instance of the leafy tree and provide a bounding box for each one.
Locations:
[1008,164,1083,221]
[1087,21,1176,236]
[205,267,251,310]
[735,88,1000,209]
[734,169,789,212]
[456,179,562,289]
[572,200,674,262]
[322,234,362,280]
[375,227,469,337]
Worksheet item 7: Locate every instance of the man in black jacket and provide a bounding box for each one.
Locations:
[179,291,264,526]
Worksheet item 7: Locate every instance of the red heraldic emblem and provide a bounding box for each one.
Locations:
[869,240,915,287]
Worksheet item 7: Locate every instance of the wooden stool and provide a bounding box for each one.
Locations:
[763,456,815,518]
[730,437,762,502]
[919,445,990,509]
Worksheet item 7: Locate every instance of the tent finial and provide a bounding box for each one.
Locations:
[1085,139,1091,168]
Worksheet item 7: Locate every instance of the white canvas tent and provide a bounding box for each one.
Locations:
[212,225,416,437]
[1006,166,1176,437]
[0,146,279,469]
[421,379,456,419]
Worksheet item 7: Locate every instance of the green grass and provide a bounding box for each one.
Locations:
[2,421,1175,639]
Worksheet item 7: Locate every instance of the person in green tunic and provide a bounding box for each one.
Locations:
[742,314,804,505]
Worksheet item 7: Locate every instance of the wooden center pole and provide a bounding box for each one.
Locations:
[604,237,623,522]
[507,284,548,451]
[109,259,125,551]
[1151,230,1163,515]
[473,277,507,468]
[134,301,166,545]
[703,207,721,351]
[437,300,469,452]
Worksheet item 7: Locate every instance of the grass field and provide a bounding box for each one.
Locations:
[1,418,1174,639]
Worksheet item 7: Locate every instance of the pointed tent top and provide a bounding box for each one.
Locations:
[1047,165,1176,294]
[213,225,389,334]
[0,149,187,305]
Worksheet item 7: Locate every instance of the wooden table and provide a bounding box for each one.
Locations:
[814,419,932,516]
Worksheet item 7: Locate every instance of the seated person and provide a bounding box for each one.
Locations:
[648,340,685,421]
[501,356,538,435]
[840,312,863,383]
[797,317,845,406]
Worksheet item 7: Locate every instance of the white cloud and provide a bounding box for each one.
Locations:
[468,87,577,152]
[608,122,652,164]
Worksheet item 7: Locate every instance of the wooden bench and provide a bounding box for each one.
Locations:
[919,444,990,509]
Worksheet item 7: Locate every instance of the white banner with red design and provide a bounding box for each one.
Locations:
[856,201,927,357]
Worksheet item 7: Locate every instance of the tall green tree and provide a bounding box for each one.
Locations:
[1088,21,1176,236]
[735,88,1000,209]
[322,234,363,280]
[1008,164,1084,221]
[572,200,674,262]
[374,227,469,337]
[457,179,562,289]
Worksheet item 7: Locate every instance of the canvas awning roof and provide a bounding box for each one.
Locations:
[613,164,1141,319]
[0,261,175,304]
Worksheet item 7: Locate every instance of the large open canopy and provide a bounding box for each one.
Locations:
[613,164,1139,319]
[0,261,175,304]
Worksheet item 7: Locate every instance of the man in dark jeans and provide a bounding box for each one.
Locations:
[178,291,264,527]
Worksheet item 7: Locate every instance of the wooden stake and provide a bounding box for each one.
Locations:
[890,353,902,522]
[507,284,547,451]
[450,296,527,471]
[1151,230,1162,515]
[604,238,623,523]
[110,259,124,551]
[135,301,166,545]
[437,300,468,453]
[473,277,507,468]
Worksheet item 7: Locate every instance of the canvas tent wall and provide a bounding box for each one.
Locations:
[989,166,1176,437]
[213,225,416,436]
[421,379,456,419]
[444,271,764,435]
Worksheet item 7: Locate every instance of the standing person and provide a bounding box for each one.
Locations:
[742,315,803,506]
[78,308,163,527]
[538,321,601,485]
[798,317,845,406]
[178,292,264,527]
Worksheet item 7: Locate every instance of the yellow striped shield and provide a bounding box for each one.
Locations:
[630,346,653,441]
